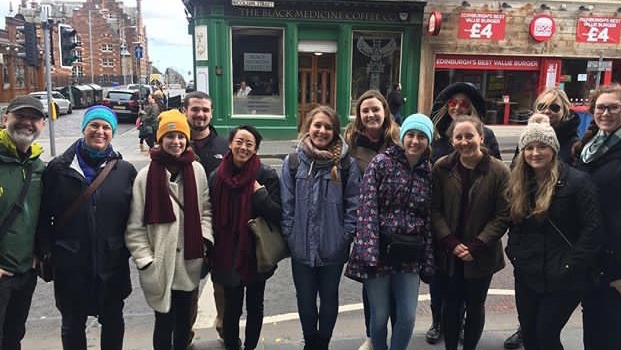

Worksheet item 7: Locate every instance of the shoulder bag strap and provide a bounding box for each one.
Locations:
[0,164,34,240]
[167,186,184,211]
[54,159,118,230]
[547,218,574,248]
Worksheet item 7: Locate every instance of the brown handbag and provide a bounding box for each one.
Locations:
[248,216,289,273]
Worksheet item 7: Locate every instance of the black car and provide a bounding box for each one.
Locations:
[103,89,141,122]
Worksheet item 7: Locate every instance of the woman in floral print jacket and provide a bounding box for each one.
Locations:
[345,114,435,350]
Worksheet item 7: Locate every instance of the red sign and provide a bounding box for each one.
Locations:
[576,17,621,44]
[428,11,442,36]
[435,55,540,71]
[458,12,506,40]
[529,14,555,42]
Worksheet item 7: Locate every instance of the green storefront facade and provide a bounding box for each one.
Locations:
[183,0,428,139]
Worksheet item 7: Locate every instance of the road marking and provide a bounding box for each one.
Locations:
[194,282,515,329]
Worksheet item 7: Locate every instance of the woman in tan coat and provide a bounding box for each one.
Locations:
[432,115,510,350]
[126,110,214,350]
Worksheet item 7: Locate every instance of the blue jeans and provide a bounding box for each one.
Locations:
[0,269,37,350]
[291,260,344,340]
[364,272,420,350]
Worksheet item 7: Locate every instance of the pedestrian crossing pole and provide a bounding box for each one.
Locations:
[41,5,56,156]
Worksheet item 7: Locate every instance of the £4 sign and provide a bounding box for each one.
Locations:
[458,12,506,40]
[576,17,621,44]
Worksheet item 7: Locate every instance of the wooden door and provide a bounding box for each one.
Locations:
[298,53,336,131]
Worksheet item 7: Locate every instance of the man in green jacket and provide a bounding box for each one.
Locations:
[0,95,46,349]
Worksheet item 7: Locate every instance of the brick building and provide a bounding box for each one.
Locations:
[0,0,149,103]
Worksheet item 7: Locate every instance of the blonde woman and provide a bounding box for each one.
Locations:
[506,115,601,350]
[280,106,361,350]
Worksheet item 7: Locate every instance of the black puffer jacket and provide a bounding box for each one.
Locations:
[191,125,229,176]
[506,165,602,293]
[38,140,137,313]
[577,141,621,282]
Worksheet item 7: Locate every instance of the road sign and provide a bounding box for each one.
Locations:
[134,45,143,59]
[586,60,612,72]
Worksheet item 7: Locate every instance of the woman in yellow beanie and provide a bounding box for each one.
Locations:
[126,109,214,349]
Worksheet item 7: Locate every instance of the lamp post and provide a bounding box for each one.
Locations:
[87,7,100,83]
[120,42,129,85]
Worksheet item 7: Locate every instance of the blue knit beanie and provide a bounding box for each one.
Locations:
[400,113,434,144]
[81,105,118,134]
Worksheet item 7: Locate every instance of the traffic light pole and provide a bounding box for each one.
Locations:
[41,7,56,156]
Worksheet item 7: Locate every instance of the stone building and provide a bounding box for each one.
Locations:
[420,0,621,123]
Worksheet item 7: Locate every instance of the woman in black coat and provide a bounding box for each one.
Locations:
[506,115,601,350]
[209,125,281,350]
[575,83,621,350]
[38,106,137,350]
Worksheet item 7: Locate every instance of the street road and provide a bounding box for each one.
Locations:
[23,108,524,349]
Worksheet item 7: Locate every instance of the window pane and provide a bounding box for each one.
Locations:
[350,31,402,114]
[232,27,284,115]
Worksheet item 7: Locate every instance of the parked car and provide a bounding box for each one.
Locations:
[102,89,141,123]
[29,91,73,117]
[126,83,153,101]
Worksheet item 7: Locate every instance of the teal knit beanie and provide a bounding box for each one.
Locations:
[81,105,118,134]
[400,113,434,144]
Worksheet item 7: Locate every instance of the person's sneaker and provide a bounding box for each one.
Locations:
[425,323,442,344]
[503,328,523,349]
[357,337,372,350]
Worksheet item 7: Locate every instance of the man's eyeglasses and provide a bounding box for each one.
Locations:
[536,103,562,113]
[447,98,471,109]
[594,104,621,114]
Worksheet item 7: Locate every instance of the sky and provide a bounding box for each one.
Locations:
[1,0,193,81]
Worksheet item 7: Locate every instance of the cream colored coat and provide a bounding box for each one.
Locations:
[125,161,214,313]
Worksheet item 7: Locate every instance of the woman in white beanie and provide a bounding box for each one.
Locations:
[506,114,601,350]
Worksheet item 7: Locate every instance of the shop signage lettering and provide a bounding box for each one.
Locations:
[237,8,400,22]
[576,17,621,44]
[529,14,555,42]
[435,55,539,71]
[244,53,272,72]
[458,12,506,40]
[232,0,274,8]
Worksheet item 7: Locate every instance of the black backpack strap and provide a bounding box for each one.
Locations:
[288,152,299,188]
[0,164,33,241]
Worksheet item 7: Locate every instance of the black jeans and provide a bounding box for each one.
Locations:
[223,281,266,350]
[59,293,125,350]
[514,279,580,350]
[153,289,194,350]
[440,270,492,350]
[0,269,36,350]
[582,279,621,350]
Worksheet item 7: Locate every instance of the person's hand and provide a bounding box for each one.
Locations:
[253,180,265,193]
[0,268,14,278]
[453,243,473,262]
[610,279,621,295]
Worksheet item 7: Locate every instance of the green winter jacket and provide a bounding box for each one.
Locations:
[0,129,45,274]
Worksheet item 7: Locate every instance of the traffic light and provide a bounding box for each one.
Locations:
[16,22,39,67]
[59,24,78,68]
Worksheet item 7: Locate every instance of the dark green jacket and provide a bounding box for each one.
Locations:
[0,129,45,274]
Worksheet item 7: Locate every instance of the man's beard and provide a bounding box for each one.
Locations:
[7,124,40,149]
[190,124,209,132]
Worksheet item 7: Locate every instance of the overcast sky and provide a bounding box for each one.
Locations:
[1,0,193,80]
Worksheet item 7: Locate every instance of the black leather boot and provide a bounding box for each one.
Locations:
[425,306,442,344]
[303,335,317,350]
[503,326,523,349]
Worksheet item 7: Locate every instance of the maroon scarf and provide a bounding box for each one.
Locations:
[212,152,261,282]
[144,147,203,260]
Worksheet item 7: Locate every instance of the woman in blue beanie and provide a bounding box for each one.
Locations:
[37,105,137,350]
[346,113,435,350]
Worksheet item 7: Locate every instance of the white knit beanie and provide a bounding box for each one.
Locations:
[518,114,560,153]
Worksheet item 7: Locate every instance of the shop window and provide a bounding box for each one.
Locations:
[350,31,402,114]
[15,63,25,89]
[231,27,284,116]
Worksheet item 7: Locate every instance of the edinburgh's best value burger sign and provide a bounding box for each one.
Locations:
[458,12,506,40]
[576,17,621,44]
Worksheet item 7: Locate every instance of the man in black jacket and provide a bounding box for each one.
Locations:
[183,91,229,346]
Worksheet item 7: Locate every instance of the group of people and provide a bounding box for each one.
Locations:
[1,81,621,350]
